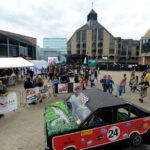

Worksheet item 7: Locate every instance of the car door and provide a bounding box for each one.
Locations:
[79,108,115,149]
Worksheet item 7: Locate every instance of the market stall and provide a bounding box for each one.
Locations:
[29,60,48,75]
[0,57,34,114]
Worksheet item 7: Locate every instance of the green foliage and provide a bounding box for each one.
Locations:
[44,101,78,136]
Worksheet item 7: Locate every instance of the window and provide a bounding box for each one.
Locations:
[76,44,80,48]
[82,30,86,42]
[117,108,129,121]
[92,29,97,42]
[82,109,113,128]
[117,106,138,122]
[82,43,86,48]
[76,31,80,42]
[98,42,103,47]
[98,29,103,40]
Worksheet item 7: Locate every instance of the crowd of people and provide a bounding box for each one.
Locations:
[22,65,150,102]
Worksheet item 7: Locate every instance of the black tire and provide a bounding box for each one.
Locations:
[65,147,76,150]
[130,133,142,147]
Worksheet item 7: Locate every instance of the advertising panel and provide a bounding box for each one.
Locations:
[58,84,68,94]
[48,57,59,65]
[0,92,17,114]
[26,86,51,104]
[73,83,82,92]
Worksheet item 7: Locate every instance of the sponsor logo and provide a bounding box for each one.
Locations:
[96,135,104,140]
[125,122,133,127]
[87,140,93,146]
[144,123,149,129]
[101,128,107,133]
[137,124,143,129]
[81,129,93,136]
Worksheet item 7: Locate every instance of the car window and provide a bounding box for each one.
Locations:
[82,109,113,128]
[117,108,129,121]
[66,94,91,125]
[117,106,138,122]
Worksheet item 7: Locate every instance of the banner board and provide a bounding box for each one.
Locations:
[26,86,51,104]
[58,84,68,94]
[73,83,82,92]
[0,92,17,114]
[56,83,82,94]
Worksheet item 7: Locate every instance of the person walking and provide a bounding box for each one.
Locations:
[94,70,98,83]
[129,72,135,91]
[90,71,95,87]
[122,74,127,93]
[107,75,114,93]
[100,75,107,92]
[138,78,150,103]
[132,76,140,93]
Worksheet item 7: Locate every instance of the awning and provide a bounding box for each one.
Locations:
[0,57,34,69]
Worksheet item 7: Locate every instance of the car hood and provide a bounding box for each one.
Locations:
[44,101,78,137]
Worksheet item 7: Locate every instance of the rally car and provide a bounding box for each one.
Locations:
[44,89,150,150]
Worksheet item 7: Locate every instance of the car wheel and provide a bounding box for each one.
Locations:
[130,133,142,147]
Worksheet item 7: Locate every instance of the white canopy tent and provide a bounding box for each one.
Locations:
[29,60,48,69]
[29,60,49,75]
[0,57,34,69]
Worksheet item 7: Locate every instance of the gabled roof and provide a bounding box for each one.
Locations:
[143,29,150,38]
[88,9,97,15]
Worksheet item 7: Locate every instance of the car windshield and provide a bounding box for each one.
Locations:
[66,94,91,125]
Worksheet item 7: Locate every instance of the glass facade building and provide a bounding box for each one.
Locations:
[43,38,67,54]
[0,30,36,59]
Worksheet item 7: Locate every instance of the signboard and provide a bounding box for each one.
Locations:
[26,86,51,104]
[58,84,68,94]
[48,57,59,65]
[0,92,17,114]
[88,59,97,67]
[73,83,82,92]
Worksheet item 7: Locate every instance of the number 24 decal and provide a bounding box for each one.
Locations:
[107,126,120,141]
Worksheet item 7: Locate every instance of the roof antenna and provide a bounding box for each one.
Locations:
[92,1,94,9]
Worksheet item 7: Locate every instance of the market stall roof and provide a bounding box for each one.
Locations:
[0,57,34,69]
[29,60,48,69]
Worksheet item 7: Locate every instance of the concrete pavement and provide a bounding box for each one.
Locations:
[0,71,150,150]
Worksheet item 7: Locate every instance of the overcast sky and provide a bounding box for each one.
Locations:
[0,0,150,47]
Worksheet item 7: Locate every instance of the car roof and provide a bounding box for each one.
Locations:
[77,89,128,111]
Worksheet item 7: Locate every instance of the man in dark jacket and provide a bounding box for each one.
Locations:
[24,78,33,89]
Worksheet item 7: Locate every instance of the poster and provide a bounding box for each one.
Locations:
[58,84,68,94]
[26,86,51,104]
[73,83,82,92]
[0,92,17,114]
[48,57,59,65]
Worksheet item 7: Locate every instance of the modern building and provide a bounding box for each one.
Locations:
[67,9,140,64]
[0,30,37,59]
[39,48,60,60]
[116,37,140,64]
[139,29,150,65]
[43,38,67,54]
